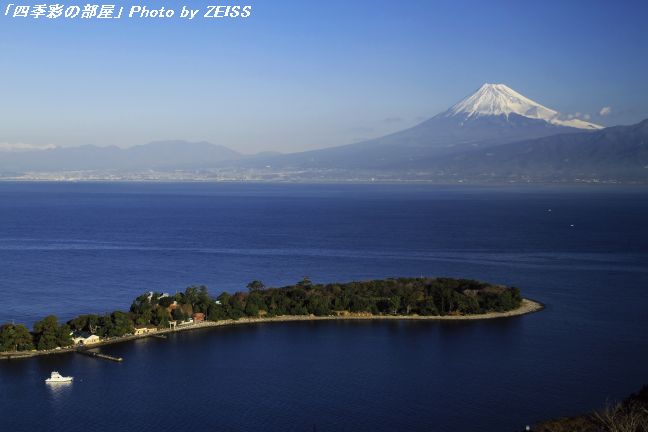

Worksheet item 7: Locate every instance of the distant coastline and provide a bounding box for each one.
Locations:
[1,174,645,185]
[0,298,543,361]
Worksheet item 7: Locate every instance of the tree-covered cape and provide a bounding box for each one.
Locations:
[1,277,522,352]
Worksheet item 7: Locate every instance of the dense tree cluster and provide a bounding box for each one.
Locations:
[33,315,72,350]
[229,277,522,317]
[0,323,34,352]
[0,278,522,353]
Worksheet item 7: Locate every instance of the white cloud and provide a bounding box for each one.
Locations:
[599,106,612,116]
[0,142,57,152]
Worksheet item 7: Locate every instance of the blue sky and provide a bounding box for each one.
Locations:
[1,0,647,153]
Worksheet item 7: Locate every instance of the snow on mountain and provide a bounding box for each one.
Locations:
[234,83,609,170]
[445,83,602,130]
[1,83,610,177]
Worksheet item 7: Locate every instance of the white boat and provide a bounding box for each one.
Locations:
[45,371,73,383]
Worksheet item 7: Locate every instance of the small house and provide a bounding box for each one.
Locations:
[72,333,101,346]
[133,325,157,336]
[192,312,205,322]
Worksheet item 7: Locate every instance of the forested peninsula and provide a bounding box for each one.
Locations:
[0,277,541,356]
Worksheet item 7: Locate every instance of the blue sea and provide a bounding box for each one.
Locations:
[1,182,647,432]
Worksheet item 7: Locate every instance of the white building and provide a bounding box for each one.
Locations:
[72,333,101,346]
[133,325,157,335]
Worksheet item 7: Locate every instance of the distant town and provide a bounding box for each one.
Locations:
[0,168,627,184]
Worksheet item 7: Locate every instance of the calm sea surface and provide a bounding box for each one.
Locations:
[0,182,647,431]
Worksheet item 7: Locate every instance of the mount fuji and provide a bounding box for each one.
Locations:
[446,83,601,130]
[5,83,645,183]
[248,83,603,170]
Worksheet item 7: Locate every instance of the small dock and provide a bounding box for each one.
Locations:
[150,334,167,340]
[76,349,123,362]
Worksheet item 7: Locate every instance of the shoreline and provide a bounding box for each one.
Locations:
[0,298,543,361]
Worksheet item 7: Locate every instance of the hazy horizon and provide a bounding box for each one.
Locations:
[2,0,648,154]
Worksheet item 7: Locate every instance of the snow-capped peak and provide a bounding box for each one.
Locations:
[445,83,602,130]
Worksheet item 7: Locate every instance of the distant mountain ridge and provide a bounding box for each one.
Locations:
[2,84,647,183]
[0,140,242,172]
[427,119,648,182]
[238,83,604,170]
